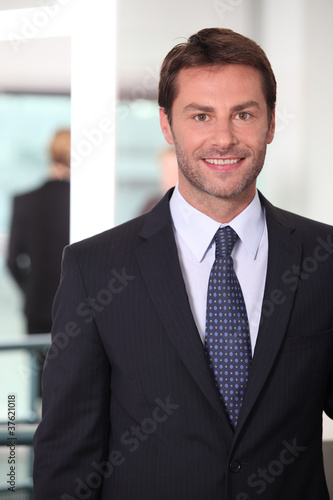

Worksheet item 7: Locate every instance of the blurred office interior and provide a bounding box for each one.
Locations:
[0,0,332,494]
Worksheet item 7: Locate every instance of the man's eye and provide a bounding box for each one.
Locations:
[195,114,209,122]
[236,112,251,120]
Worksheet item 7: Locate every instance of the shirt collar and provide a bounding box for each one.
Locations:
[169,184,265,262]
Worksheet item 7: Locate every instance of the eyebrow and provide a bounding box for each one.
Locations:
[183,100,261,114]
[231,101,261,112]
[183,103,215,114]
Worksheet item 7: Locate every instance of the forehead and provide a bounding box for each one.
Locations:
[173,64,266,107]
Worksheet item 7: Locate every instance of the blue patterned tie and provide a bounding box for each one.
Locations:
[205,226,252,427]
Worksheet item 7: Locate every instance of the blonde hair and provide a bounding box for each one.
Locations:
[49,129,71,167]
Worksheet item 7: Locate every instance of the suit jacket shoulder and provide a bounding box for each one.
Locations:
[69,190,173,259]
[259,191,333,241]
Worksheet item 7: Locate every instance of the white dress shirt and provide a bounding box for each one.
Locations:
[169,185,268,355]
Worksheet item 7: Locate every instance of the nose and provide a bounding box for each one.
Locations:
[211,118,239,149]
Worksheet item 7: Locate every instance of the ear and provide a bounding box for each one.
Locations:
[159,108,174,145]
[267,109,275,144]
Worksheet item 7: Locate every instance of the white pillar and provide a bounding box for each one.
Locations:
[70,0,116,242]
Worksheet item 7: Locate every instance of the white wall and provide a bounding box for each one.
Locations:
[259,0,333,225]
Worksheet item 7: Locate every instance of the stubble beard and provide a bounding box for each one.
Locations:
[173,136,267,200]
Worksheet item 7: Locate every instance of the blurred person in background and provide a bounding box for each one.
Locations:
[139,146,178,213]
[6,129,70,334]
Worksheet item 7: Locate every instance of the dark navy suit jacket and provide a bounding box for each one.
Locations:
[33,190,333,499]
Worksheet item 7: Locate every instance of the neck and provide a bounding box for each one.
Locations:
[178,185,256,223]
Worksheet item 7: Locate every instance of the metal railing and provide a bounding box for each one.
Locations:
[0,334,51,498]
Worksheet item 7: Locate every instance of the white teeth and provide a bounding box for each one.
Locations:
[205,158,241,165]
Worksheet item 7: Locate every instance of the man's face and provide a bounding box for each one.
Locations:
[160,64,275,217]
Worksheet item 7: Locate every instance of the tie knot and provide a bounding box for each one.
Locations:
[214,226,238,257]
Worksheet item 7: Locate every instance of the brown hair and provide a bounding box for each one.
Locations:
[158,28,276,125]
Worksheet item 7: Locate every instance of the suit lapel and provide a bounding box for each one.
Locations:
[136,191,233,436]
[235,194,303,434]
[136,191,303,438]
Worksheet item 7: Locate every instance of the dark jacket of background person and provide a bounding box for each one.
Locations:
[6,129,70,333]
[7,179,70,333]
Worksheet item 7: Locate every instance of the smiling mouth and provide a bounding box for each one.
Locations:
[204,158,243,166]
[204,158,244,166]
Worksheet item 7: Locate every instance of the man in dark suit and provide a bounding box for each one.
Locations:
[7,129,70,334]
[33,29,333,499]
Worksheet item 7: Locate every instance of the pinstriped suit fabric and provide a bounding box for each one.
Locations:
[33,190,333,500]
